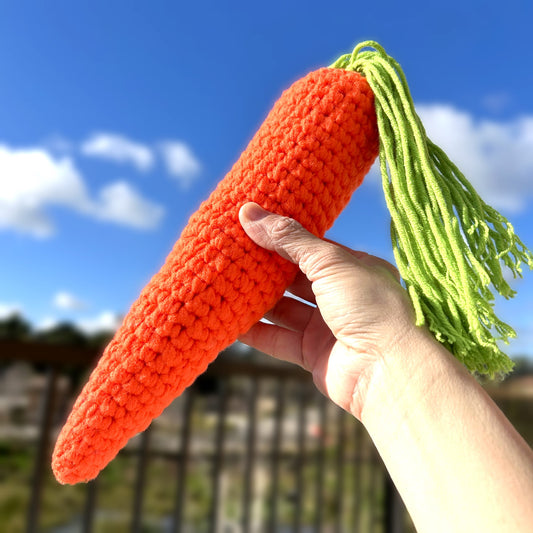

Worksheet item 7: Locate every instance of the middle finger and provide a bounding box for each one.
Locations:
[265,295,315,332]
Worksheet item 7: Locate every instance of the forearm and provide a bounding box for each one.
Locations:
[361,328,533,533]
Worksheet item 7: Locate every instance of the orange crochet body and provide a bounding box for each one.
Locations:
[52,67,379,484]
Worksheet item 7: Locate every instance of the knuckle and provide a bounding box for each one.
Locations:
[269,216,302,241]
[266,215,323,265]
[265,214,351,273]
[269,217,306,259]
[302,244,348,277]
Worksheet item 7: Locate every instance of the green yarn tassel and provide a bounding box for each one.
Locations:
[331,41,533,378]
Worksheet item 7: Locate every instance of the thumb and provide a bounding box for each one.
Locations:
[239,202,339,276]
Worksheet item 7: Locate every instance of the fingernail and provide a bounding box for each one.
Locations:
[240,202,269,223]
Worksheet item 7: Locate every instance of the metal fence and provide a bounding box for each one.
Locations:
[0,340,409,533]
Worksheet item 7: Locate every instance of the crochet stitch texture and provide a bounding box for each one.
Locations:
[52,67,379,484]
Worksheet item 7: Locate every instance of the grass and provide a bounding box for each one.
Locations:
[0,433,391,533]
[5,378,529,532]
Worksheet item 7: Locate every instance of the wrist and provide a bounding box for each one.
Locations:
[355,323,533,533]
[358,325,453,428]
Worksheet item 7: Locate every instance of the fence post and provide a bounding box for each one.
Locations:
[293,381,308,533]
[131,424,152,533]
[313,394,327,532]
[26,366,58,533]
[208,380,229,533]
[82,478,98,533]
[173,388,195,533]
[242,376,258,533]
[383,472,404,533]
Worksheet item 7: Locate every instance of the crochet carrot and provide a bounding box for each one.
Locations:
[52,41,532,484]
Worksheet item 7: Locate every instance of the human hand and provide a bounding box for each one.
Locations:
[238,202,418,419]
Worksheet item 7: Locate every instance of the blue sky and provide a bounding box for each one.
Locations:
[1,1,533,358]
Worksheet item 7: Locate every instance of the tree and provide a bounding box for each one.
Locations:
[510,356,533,377]
[34,322,88,347]
[0,314,32,341]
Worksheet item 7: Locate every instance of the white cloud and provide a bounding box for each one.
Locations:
[53,291,86,311]
[415,104,533,212]
[0,144,164,237]
[77,311,121,335]
[0,303,22,320]
[81,132,154,171]
[80,134,202,184]
[35,316,59,332]
[0,145,91,237]
[90,181,164,229]
[159,140,201,188]
[36,311,121,335]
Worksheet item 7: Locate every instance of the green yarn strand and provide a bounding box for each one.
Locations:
[332,41,533,377]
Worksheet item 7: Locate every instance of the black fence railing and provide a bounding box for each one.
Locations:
[0,339,411,532]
